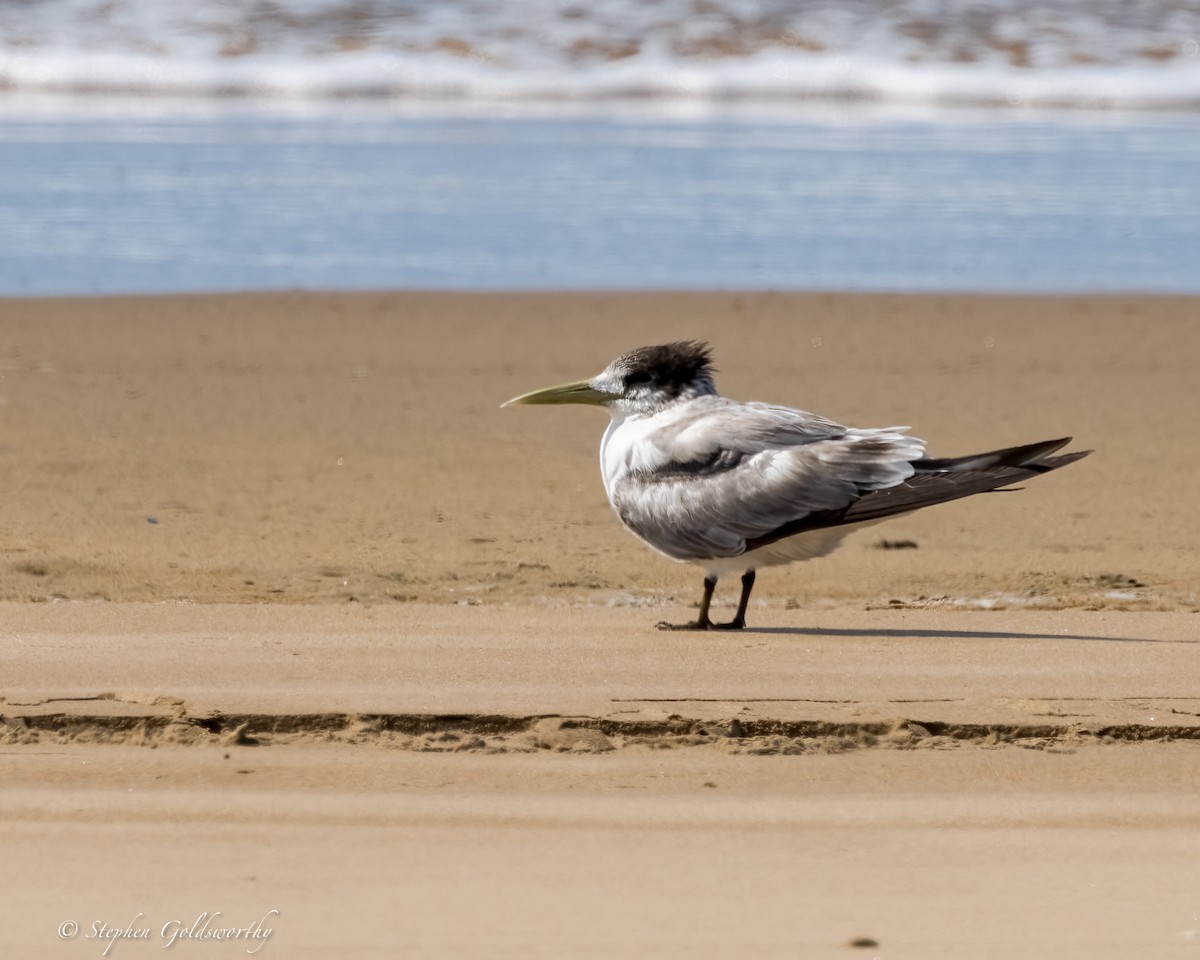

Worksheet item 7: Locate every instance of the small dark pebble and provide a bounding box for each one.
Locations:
[848,936,880,948]
[874,538,917,550]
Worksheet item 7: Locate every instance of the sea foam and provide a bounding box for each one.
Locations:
[1,0,1199,109]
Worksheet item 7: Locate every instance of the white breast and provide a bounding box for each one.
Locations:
[599,407,669,503]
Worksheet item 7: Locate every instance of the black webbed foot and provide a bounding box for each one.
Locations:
[654,616,746,631]
[655,618,713,631]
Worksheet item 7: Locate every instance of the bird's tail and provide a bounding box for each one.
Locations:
[835,438,1092,527]
[912,437,1079,474]
[743,438,1091,551]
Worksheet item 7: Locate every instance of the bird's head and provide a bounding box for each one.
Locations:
[502,341,717,415]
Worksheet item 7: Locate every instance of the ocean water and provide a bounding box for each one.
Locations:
[1,1,1199,295]
[2,103,1198,295]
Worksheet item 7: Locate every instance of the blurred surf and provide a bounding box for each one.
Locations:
[1,0,1199,110]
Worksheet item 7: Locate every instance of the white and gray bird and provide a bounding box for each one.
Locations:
[503,341,1090,631]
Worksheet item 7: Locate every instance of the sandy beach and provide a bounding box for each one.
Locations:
[2,290,1197,610]
[2,292,1199,957]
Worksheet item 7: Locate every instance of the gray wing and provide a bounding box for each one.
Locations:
[609,397,925,560]
[743,442,1091,551]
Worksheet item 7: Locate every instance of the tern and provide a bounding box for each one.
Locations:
[504,341,1090,631]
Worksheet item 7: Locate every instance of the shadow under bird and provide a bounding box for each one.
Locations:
[503,341,1090,631]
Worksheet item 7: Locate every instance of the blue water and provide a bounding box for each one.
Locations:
[1,105,1198,295]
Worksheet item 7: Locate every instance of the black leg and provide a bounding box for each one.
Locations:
[715,569,755,630]
[657,575,717,631]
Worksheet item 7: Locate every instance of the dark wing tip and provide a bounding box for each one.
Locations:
[914,437,1087,474]
[1023,449,1092,473]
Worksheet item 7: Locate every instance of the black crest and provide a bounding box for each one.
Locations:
[617,341,716,398]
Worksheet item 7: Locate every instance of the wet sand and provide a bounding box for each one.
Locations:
[0,290,1197,610]
[2,292,1199,957]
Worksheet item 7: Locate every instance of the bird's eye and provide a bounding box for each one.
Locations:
[625,371,653,387]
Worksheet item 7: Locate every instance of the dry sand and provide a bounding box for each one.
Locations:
[2,292,1199,958]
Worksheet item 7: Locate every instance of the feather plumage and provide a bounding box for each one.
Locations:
[507,341,1091,630]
